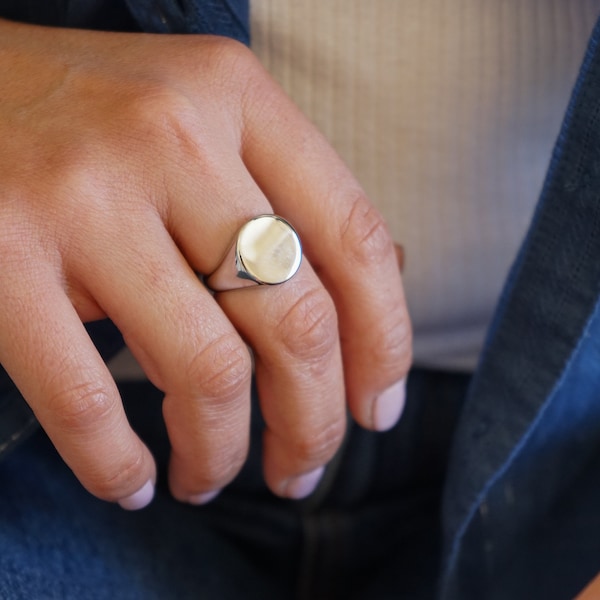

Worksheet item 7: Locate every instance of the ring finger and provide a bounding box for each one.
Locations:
[166,154,346,498]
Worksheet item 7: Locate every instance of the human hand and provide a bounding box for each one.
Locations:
[0,19,411,508]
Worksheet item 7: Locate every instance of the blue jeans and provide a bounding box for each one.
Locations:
[0,369,469,599]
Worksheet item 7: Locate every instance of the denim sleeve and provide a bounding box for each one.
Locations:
[0,0,250,42]
[122,0,249,42]
[0,0,137,30]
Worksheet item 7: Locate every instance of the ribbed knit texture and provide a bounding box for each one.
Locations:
[250,1,600,370]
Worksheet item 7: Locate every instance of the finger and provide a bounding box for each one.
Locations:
[241,78,412,431]
[71,210,253,503]
[218,264,346,499]
[159,151,347,499]
[0,266,156,509]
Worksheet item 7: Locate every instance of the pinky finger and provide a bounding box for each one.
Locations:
[0,278,156,509]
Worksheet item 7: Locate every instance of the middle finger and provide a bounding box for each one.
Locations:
[167,154,346,499]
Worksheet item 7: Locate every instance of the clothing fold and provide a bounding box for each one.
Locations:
[442,15,600,598]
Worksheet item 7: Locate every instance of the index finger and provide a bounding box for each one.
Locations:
[241,74,412,430]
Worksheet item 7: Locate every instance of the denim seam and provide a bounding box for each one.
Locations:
[443,293,600,589]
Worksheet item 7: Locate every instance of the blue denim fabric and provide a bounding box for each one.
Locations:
[0,0,248,40]
[124,0,248,42]
[0,0,137,30]
[0,369,469,599]
[442,17,600,599]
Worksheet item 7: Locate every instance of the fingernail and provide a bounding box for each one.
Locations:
[285,466,325,500]
[373,379,407,431]
[187,489,221,505]
[118,480,155,511]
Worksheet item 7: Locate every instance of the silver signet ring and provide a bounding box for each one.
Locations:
[205,215,302,292]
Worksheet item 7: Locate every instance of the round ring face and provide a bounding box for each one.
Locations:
[236,215,302,285]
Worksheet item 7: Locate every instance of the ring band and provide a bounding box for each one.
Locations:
[205,215,302,292]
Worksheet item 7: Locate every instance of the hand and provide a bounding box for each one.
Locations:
[0,19,411,508]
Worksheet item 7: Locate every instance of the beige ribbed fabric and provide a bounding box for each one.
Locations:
[250,0,600,370]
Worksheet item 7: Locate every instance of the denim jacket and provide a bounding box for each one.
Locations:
[0,0,248,40]
[441,19,600,598]
[2,2,600,598]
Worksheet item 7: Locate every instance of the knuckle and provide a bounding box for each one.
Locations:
[184,333,251,400]
[199,36,260,84]
[276,288,338,365]
[339,193,394,267]
[288,418,346,466]
[47,381,116,434]
[124,87,196,147]
[198,37,277,127]
[205,35,254,66]
[43,377,147,502]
